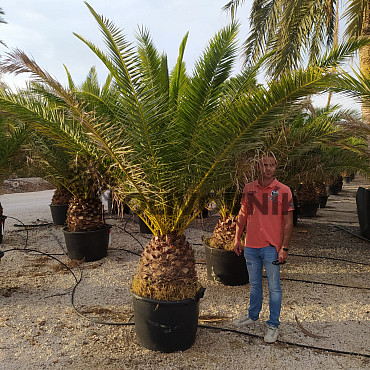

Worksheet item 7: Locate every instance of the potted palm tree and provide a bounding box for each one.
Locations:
[50,186,72,225]
[0,2,366,352]
[203,185,249,286]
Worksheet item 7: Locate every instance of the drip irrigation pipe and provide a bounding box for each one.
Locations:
[4,216,29,247]
[13,222,53,228]
[198,324,370,358]
[109,247,141,257]
[334,225,370,243]
[112,221,145,250]
[1,247,80,284]
[289,253,370,266]
[47,226,68,255]
[278,277,369,291]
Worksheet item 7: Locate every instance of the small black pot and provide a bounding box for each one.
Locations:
[318,195,329,208]
[300,203,319,217]
[204,244,249,286]
[0,215,6,244]
[50,204,68,225]
[329,184,342,195]
[63,225,110,261]
[131,289,204,352]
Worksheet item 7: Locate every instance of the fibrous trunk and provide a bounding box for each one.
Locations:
[207,215,236,251]
[360,3,370,127]
[132,234,199,301]
[66,197,105,232]
[51,187,73,205]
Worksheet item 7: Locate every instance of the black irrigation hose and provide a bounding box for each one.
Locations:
[1,247,80,284]
[112,221,145,250]
[198,324,370,359]
[47,226,68,255]
[4,216,29,248]
[278,277,370,291]
[109,247,142,257]
[289,253,370,266]
[335,225,370,243]
[13,222,53,228]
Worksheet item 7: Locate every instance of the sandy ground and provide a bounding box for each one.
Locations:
[0,180,369,369]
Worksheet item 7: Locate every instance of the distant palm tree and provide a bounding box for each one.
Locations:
[0,113,30,218]
[0,7,7,47]
[224,0,370,121]
[0,3,365,300]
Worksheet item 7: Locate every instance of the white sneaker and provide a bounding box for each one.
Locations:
[233,315,256,327]
[264,325,279,343]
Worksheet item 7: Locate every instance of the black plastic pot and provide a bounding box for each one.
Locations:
[0,215,6,244]
[329,184,342,195]
[63,225,110,261]
[131,289,204,352]
[0,250,4,259]
[204,244,249,286]
[356,187,370,239]
[139,217,152,234]
[318,195,329,208]
[50,204,68,225]
[300,203,319,217]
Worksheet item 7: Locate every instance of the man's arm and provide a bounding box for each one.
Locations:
[278,210,293,263]
[234,204,247,256]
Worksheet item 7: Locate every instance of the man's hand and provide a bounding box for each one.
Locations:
[234,239,243,256]
[278,248,288,263]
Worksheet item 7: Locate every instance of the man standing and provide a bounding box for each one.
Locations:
[233,155,294,343]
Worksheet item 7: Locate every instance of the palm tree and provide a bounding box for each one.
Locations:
[0,113,30,219]
[0,7,7,47]
[224,0,370,122]
[0,3,364,300]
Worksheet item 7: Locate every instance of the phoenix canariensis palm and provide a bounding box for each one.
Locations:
[0,113,30,220]
[0,2,366,300]
[224,0,370,122]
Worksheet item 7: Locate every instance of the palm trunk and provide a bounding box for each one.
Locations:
[360,3,370,126]
[132,234,199,301]
[326,0,340,109]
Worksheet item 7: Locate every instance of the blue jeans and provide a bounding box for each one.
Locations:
[244,246,281,327]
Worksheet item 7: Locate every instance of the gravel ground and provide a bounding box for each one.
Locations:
[0,184,369,369]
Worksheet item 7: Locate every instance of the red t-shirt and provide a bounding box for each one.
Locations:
[241,179,294,250]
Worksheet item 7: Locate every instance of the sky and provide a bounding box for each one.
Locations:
[0,0,361,112]
[0,0,251,87]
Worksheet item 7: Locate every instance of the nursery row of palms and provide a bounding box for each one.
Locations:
[0,3,369,301]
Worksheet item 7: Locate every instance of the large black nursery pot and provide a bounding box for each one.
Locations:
[204,243,249,286]
[131,288,205,352]
[0,215,6,244]
[49,204,68,225]
[300,203,319,217]
[63,225,110,262]
[356,187,370,239]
